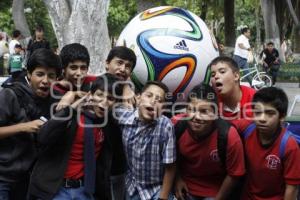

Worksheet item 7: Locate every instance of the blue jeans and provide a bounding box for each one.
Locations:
[52,186,94,200]
[126,189,175,200]
[110,174,125,200]
[0,179,29,200]
[233,55,251,84]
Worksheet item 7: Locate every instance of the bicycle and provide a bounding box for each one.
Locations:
[240,54,272,90]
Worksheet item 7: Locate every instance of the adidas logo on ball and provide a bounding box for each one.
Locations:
[174,40,189,51]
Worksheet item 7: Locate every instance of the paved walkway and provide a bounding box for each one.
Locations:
[275,82,300,116]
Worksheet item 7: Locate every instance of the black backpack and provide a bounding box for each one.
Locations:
[175,117,231,166]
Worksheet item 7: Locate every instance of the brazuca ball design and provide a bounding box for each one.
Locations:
[117,6,219,102]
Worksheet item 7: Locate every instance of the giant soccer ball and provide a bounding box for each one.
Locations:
[117,6,219,102]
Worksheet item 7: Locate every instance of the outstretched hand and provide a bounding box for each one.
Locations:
[56,91,88,111]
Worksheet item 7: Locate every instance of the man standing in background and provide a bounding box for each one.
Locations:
[233,26,252,84]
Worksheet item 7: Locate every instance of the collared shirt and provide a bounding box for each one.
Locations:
[114,107,176,200]
[223,103,240,114]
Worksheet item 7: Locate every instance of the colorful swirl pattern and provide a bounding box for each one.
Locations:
[133,7,203,100]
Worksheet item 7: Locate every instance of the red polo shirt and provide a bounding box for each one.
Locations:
[64,114,104,179]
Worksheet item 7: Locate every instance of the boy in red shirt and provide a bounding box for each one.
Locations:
[241,87,300,200]
[53,43,96,97]
[28,74,125,200]
[172,83,245,200]
[209,56,255,123]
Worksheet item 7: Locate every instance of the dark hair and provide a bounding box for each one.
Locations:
[12,30,21,38]
[209,56,239,73]
[27,48,62,76]
[91,73,123,98]
[252,87,288,117]
[241,27,250,34]
[60,43,90,68]
[14,44,22,49]
[187,83,217,104]
[35,24,44,32]
[267,42,274,46]
[141,81,169,98]
[106,46,137,71]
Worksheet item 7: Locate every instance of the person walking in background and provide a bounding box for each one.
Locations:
[0,33,9,75]
[8,30,22,55]
[260,42,280,85]
[26,25,50,59]
[280,38,287,63]
[233,26,252,84]
[8,44,24,81]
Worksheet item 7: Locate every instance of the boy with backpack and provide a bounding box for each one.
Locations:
[240,87,300,200]
[172,83,245,200]
[114,81,176,200]
[28,73,125,200]
[0,48,61,200]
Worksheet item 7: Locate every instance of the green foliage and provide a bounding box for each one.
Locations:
[108,0,137,37]
[0,0,57,48]
[0,1,14,34]
[278,63,300,82]
[235,0,257,30]
[24,0,57,48]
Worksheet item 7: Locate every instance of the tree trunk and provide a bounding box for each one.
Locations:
[200,0,208,21]
[286,0,299,25]
[224,0,235,47]
[260,0,283,60]
[275,0,286,41]
[286,0,300,61]
[43,0,111,74]
[12,0,31,37]
[255,3,261,49]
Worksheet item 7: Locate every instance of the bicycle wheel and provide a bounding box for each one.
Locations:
[251,72,272,89]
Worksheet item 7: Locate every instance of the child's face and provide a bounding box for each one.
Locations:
[137,85,165,122]
[210,62,240,96]
[253,102,284,135]
[15,47,22,53]
[187,98,216,135]
[106,57,133,81]
[64,60,88,88]
[90,89,116,118]
[28,66,57,98]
